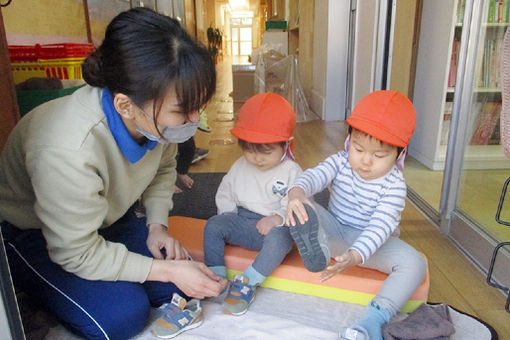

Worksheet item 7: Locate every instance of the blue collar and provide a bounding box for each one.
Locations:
[101,88,157,163]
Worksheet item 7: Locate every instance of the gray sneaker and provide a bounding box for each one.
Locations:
[289,204,330,272]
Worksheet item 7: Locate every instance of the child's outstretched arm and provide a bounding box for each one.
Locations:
[285,187,314,226]
[320,249,363,282]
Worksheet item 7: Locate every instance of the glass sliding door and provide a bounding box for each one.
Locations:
[410,0,510,292]
[448,0,510,292]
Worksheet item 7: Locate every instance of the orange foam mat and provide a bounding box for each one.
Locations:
[168,216,430,312]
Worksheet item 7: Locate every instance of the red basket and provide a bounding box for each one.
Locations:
[8,43,94,62]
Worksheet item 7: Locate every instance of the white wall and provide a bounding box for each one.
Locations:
[310,0,350,121]
[351,0,379,109]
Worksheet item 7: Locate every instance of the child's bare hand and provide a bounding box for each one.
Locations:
[320,250,362,282]
[285,187,312,226]
[256,215,282,235]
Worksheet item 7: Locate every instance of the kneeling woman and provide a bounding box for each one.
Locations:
[0,8,226,340]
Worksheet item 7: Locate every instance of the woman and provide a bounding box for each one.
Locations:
[0,8,226,340]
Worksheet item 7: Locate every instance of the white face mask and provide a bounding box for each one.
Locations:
[135,107,199,144]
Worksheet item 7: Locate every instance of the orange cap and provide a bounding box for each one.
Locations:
[346,90,416,147]
[231,93,296,146]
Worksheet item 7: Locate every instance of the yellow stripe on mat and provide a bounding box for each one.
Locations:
[226,269,425,313]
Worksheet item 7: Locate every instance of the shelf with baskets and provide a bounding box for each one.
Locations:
[8,43,94,85]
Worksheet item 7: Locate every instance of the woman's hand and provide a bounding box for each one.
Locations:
[320,249,363,282]
[146,223,189,260]
[147,259,227,299]
[285,187,313,226]
[256,215,283,235]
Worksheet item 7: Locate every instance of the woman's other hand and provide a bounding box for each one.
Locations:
[147,223,189,260]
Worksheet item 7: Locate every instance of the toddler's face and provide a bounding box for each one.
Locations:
[348,130,398,181]
[243,144,285,171]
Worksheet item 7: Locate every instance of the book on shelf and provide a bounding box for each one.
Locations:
[448,37,460,88]
[469,101,501,145]
[489,119,501,145]
[476,37,503,89]
[440,101,453,145]
[488,0,509,24]
[458,1,509,25]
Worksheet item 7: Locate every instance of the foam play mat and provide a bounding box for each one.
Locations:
[168,216,430,313]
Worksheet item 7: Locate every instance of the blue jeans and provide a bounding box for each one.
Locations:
[203,207,293,277]
[1,207,182,340]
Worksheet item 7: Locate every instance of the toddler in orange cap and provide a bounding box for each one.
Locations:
[286,90,427,340]
[203,93,302,315]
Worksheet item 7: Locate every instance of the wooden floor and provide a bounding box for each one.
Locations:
[192,57,510,337]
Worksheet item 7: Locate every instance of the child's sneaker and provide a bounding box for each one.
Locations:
[289,204,330,272]
[222,275,255,316]
[151,293,204,339]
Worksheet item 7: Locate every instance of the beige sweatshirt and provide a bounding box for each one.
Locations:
[0,85,177,283]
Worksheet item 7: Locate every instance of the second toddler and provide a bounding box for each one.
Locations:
[286,90,427,340]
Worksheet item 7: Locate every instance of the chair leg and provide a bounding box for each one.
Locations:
[486,242,510,313]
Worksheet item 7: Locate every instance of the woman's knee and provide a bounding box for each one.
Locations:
[79,290,151,340]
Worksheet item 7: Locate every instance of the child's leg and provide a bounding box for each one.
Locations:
[203,209,265,279]
[340,236,427,340]
[362,237,427,314]
[249,225,294,283]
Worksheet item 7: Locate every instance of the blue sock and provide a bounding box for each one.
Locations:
[209,265,227,279]
[355,301,391,340]
[242,265,266,286]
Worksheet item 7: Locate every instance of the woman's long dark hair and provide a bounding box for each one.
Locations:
[82,7,215,121]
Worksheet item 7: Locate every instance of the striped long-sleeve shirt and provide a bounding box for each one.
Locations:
[293,150,407,263]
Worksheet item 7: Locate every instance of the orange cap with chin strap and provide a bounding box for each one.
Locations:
[230,93,297,157]
[346,90,416,147]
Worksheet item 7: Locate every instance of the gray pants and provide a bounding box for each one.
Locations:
[314,204,427,316]
[203,207,293,277]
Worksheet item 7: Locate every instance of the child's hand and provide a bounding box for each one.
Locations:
[285,187,312,226]
[256,215,282,235]
[320,249,363,282]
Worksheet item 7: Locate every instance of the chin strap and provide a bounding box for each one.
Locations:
[344,135,408,171]
[396,147,407,171]
[281,137,296,161]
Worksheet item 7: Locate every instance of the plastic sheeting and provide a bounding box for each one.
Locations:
[254,49,319,122]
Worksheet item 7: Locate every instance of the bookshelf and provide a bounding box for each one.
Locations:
[411,0,510,170]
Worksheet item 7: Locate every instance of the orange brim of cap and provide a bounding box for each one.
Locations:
[346,117,408,147]
[230,126,290,144]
